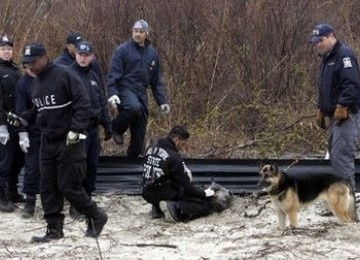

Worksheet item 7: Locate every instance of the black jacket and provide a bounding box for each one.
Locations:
[107,38,168,106]
[0,59,20,125]
[15,74,41,136]
[317,41,360,116]
[71,62,111,130]
[143,137,206,198]
[54,49,104,84]
[29,62,91,139]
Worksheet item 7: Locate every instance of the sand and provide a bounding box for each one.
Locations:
[0,193,360,260]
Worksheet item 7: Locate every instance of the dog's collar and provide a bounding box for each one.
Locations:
[269,172,287,199]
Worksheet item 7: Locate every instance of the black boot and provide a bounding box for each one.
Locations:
[151,204,164,219]
[85,207,108,237]
[69,205,85,221]
[0,187,14,213]
[21,195,36,218]
[31,220,64,243]
[7,186,25,203]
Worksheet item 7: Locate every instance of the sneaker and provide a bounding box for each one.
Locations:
[159,201,179,223]
[315,201,333,216]
[112,132,124,145]
[151,204,164,219]
[85,208,108,237]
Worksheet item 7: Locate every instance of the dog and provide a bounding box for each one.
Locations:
[258,162,356,230]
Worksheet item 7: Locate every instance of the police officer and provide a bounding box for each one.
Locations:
[20,43,107,242]
[15,67,40,218]
[107,19,170,158]
[0,35,25,213]
[312,24,360,190]
[54,32,104,84]
[142,125,215,222]
[70,41,112,218]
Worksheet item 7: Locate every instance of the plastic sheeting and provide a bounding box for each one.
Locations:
[96,157,360,194]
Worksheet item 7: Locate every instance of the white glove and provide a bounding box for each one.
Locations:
[108,95,121,109]
[160,104,170,114]
[66,131,87,145]
[204,188,215,197]
[183,163,192,182]
[0,125,10,145]
[19,132,30,153]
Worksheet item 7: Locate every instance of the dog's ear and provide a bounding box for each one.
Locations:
[271,161,279,173]
[258,160,264,171]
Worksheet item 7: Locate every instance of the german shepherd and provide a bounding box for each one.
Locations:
[258,162,356,230]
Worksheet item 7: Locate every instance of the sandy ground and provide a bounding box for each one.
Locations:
[1,193,360,260]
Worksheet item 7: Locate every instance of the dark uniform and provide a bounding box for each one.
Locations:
[107,38,168,157]
[15,73,40,216]
[71,57,112,196]
[0,50,24,212]
[54,48,104,85]
[142,137,213,222]
[20,42,107,242]
[317,40,360,189]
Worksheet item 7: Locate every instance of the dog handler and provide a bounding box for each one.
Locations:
[311,23,360,190]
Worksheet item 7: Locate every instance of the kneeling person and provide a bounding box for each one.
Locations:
[142,125,215,222]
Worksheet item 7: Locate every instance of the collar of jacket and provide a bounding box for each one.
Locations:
[131,38,151,48]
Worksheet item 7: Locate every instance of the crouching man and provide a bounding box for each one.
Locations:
[142,125,215,222]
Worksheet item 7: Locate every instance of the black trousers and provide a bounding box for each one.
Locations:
[112,89,148,158]
[40,136,97,222]
[22,133,41,195]
[142,184,213,222]
[83,127,100,195]
[0,125,24,188]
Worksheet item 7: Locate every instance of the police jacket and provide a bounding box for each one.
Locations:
[143,137,206,198]
[107,38,168,106]
[15,74,41,136]
[71,61,111,130]
[317,41,360,116]
[54,49,104,84]
[29,62,91,139]
[0,59,20,125]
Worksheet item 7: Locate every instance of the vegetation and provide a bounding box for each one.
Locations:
[1,0,358,158]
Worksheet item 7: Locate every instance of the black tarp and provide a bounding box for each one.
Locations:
[96,157,360,194]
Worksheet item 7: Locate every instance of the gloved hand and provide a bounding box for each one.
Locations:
[66,131,87,145]
[108,95,121,109]
[333,104,348,121]
[19,132,30,153]
[184,164,193,182]
[316,110,325,129]
[204,188,215,197]
[6,112,28,127]
[104,126,113,141]
[160,104,170,114]
[0,125,9,145]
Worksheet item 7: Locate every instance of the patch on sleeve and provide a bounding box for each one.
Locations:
[343,57,353,68]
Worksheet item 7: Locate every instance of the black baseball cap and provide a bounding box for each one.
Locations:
[66,32,82,46]
[76,41,94,55]
[310,23,334,43]
[0,36,13,47]
[22,43,46,63]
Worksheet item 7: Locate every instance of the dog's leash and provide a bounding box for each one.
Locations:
[283,119,334,171]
